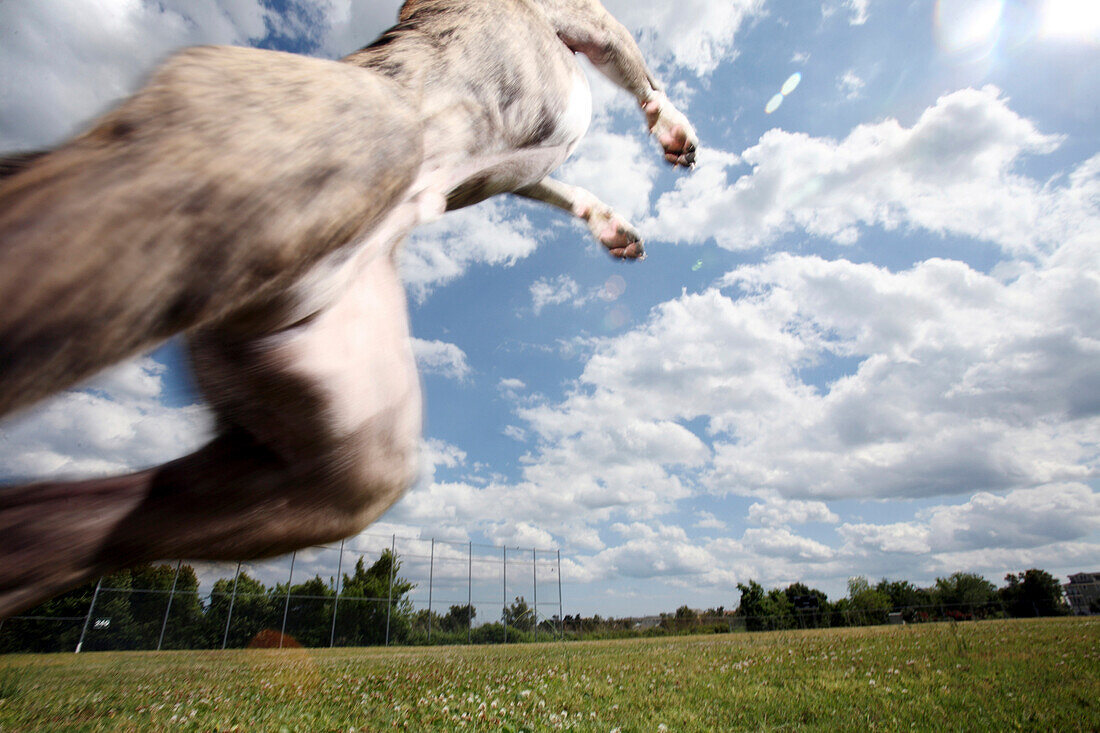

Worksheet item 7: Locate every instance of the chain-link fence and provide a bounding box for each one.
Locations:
[0,533,565,653]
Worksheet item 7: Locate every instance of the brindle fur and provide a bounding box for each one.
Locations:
[0,0,697,618]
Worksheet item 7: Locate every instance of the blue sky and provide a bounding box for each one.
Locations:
[1,0,1098,618]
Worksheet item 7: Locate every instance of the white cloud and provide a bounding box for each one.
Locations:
[0,356,212,481]
[603,0,765,76]
[315,0,403,58]
[498,239,1099,510]
[486,521,556,550]
[838,69,865,99]
[411,338,471,381]
[400,200,542,300]
[531,275,583,315]
[558,130,659,222]
[497,379,530,406]
[649,87,1076,254]
[836,482,1100,582]
[822,0,870,25]
[707,254,1099,499]
[0,0,271,148]
[846,0,870,25]
[503,425,528,443]
[742,526,835,562]
[748,497,840,527]
[693,511,727,530]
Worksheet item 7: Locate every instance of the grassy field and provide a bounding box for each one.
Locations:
[0,617,1096,731]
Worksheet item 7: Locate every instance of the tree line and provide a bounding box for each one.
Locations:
[0,561,1075,653]
[3,549,467,653]
[559,568,1072,638]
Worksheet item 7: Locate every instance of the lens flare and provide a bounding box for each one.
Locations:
[935,0,1004,54]
[781,72,802,96]
[603,304,630,330]
[601,274,626,301]
[766,72,803,113]
[692,259,703,271]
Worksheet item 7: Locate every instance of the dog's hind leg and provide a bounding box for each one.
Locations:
[514,177,644,259]
[0,233,423,618]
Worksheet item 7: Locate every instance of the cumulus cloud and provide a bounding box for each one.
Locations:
[742,526,835,562]
[558,130,660,222]
[603,0,765,76]
[748,497,840,527]
[315,0,403,58]
[411,338,471,381]
[843,483,1100,556]
[0,356,212,481]
[531,275,583,315]
[400,200,542,300]
[648,87,1076,254]
[708,254,1099,499]
[693,511,728,530]
[0,0,272,148]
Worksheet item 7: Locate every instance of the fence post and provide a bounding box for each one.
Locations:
[502,545,507,644]
[222,561,241,650]
[427,538,435,642]
[75,576,104,653]
[280,551,296,649]
[330,539,345,648]
[533,548,538,642]
[385,534,396,646]
[557,550,563,641]
[157,559,182,651]
[467,541,473,645]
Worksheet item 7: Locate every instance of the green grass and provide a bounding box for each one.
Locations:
[0,617,1096,731]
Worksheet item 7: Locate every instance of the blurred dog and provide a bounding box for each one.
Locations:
[0,0,697,618]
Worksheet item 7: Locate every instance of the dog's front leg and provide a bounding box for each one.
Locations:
[515,178,644,259]
[545,0,699,167]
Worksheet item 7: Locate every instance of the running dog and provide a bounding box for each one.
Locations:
[0,0,697,618]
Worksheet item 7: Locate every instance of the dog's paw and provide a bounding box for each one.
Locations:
[644,92,698,168]
[588,205,644,260]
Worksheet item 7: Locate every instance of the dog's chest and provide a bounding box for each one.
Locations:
[546,67,591,152]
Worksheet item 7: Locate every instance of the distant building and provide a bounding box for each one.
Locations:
[1064,572,1100,615]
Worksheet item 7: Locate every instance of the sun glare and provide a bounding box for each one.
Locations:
[935,0,1004,54]
[1040,0,1100,42]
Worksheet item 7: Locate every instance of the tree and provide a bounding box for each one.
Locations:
[441,603,476,632]
[505,596,535,631]
[875,579,928,610]
[845,577,891,626]
[933,572,997,618]
[332,550,415,646]
[762,588,796,630]
[0,575,102,653]
[1000,569,1068,618]
[125,563,205,650]
[784,582,830,628]
[736,581,768,631]
[282,575,335,647]
[206,572,279,649]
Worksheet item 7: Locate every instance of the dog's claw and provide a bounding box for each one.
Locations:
[646,93,699,169]
[587,204,644,260]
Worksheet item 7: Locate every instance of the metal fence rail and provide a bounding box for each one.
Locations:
[0,533,566,654]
